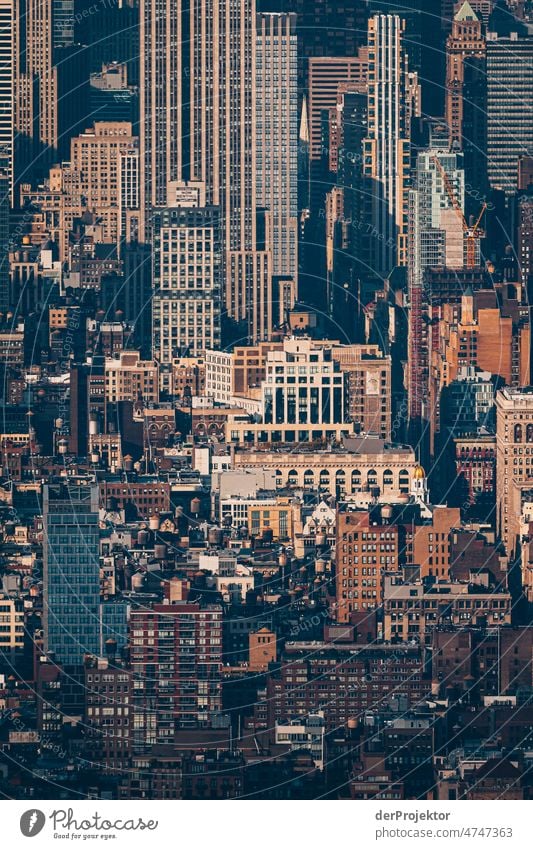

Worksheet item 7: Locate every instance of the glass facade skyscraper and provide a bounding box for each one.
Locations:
[43,483,101,669]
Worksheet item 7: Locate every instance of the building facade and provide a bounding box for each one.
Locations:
[152,202,222,361]
[496,387,533,552]
[256,13,299,311]
[43,483,101,668]
[364,15,415,274]
[129,603,223,752]
[487,33,533,194]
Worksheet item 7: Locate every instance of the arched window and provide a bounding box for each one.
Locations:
[367,469,378,487]
[319,469,330,487]
[527,424,533,443]
[351,469,361,493]
[383,469,394,487]
[275,470,283,488]
[303,469,315,487]
[399,469,410,494]
[288,469,298,486]
[515,424,523,443]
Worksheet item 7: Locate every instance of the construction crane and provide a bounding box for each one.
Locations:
[432,156,486,269]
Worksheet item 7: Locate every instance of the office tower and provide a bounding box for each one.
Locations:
[0,167,8,310]
[496,387,533,553]
[262,338,345,430]
[308,53,368,166]
[408,147,466,425]
[363,15,415,276]
[78,0,140,86]
[43,483,101,668]
[462,54,488,211]
[441,0,456,31]
[366,1,445,115]
[365,0,424,75]
[16,0,87,182]
[487,32,533,194]
[53,0,75,47]
[152,197,222,362]
[256,13,299,317]
[333,87,370,319]
[118,143,141,248]
[141,0,272,343]
[129,603,223,751]
[70,122,139,245]
[445,2,485,148]
[257,0,369,97]
[0,1,14,201]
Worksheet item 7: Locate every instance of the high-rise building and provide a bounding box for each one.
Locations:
[141,0,272,342]
[365,0,424,77]
[15,0,88,186]
[363,15,416,276]
[129,603,223,751]
[496,387,533,552]
[257,0,369,97]
[408,146,466,425]
[256,12,299,317]
[445,1,485,148]
[78,0,140,87]
[152,197,222,361]
[308,53,368,165]
[43,483,101,669]
[486,32,533,194]
[462,54,488,210]
[0,0,15,201]
[70,122,140,245]
[0,167,8,310]
[52,0,75,48]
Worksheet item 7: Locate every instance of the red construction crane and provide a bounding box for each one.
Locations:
[432,156,486,269]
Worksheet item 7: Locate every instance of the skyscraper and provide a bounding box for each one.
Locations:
[257,0,369,98]
[487,32,533,194]
[0,0,14,201]
[152,195,222,361]
[408,146,466,427]
[141,0,272,342]
[496,388,533,553]
[70,121,139,245]
[363,14,416,276]
[43,482,101,669]
[445,1,485,148]
[256,12,299,319]
[15,0,87,182]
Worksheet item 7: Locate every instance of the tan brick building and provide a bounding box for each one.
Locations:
[105,351,159,404]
